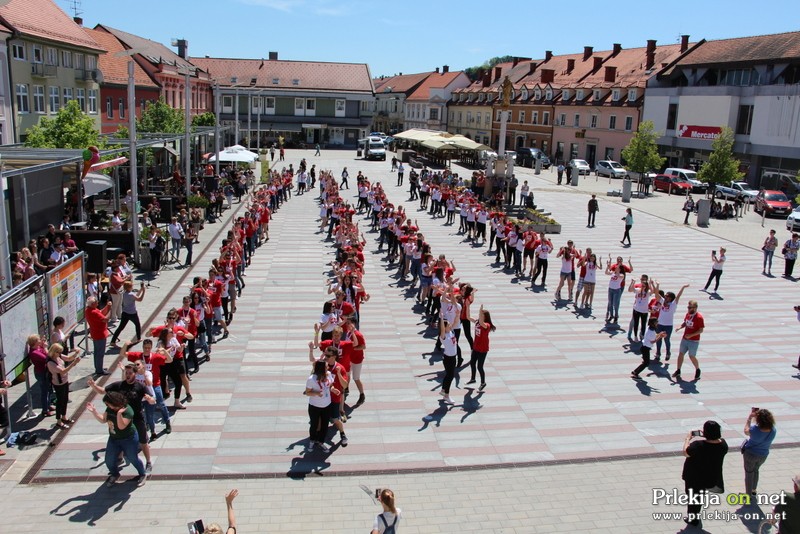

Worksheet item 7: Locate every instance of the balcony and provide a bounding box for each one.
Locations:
[75,69,99,81]
[31,63,57,78]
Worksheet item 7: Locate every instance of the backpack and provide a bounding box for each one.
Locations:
[378,513,397,534]
[155,234,166,252]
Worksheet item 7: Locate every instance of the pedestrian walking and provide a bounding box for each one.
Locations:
[783,233,800,278]
[703,247,726,293]
[681,421,728,527]
[279,146,285,161]
[466,305,494,391]
[672,300,704,381]
[314,143,321,156]
[631,318,665,379]
[682,196,695,224]
[438,317,458,404]
[587,194,598,227]
[397,163,405,186]
[109,281,145,347]
[742,408,776,495]
[340,167,350,190]
[620,208,633,246]
[371,489,401,534]
[557,163,565,185]
[763,229,778,275]
[270,145,275,161]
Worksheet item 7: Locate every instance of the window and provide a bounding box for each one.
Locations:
[272,78,279,85]
[628,89,637,102]
[534,88,541,100]
[519,111,525,123]
[292,79,299,86]
[86,56,96,71]
[573,114,580,127]
[305,98,315,110]
[545,88,552,100]
[16,84,29,113]
[496,110,502,121]
[62,87,72,106]
[76,88,85,111]
[594,89,601,101]
[562,89,570,100]
[521,88,528,100]
[46,47,57,66]
[590,114,598,128]
[335,99,345,117]
[49,86,60,113]
[476,112,481,124]
[119,98,125,119]
[87,89,97,113]
[612,89,620,101]
[532,111,538,125]
[466,111,472,123]
[61,50,72,68]
[11,43,25,60]
[666,103,678,130]
[570,143,579,159]
[736,104,754,135]
[625,116,633,131]
[295,97,304,115]
[429,108,438,121]
[576,89,584,101]
[558,113,566,126]
[74,53,84,70]
[264,97,275,114]
[251,97,260,113]
[609,115,617,130]
[449,111,454,123]
[485,113,490,125]
[32,45,43,63]
[721,68,760,86]
[543,112,549,126]
[33,85,45,113]
[106,97,113,118]
[542,141,548,154]
[605,147,614,160]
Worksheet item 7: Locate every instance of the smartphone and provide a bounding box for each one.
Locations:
[691,430,702,437]
[375,488,382,499]
[187,520,204,534]
[752,407,759,412]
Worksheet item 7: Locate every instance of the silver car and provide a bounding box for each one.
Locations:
[569,159,591,175]
[595,160,628,179]
[787,206,800,232]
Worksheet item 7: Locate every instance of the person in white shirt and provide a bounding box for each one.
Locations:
[653,283,689,360]
[371,489,401,534]
[703,247,726,293]
[627,274,653,341]
[167,217,184,264]
[631,318,666,379]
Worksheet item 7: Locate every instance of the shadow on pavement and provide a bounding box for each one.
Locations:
[49,483,135,526]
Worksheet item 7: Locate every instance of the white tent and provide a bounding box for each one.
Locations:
[82,172,114,198]
[208,149,258,163]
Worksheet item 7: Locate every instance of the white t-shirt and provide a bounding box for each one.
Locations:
[642,328,657,349]
[632,287,650,313]
[373,510,402,533]
[306,373,332,408]
[440,331,458,357]
[584,262,598,284]
[442,302,462,330]
[658,299,678,326]
[712,254,725,270]
[608,272,624,290]
[535,244,551,259]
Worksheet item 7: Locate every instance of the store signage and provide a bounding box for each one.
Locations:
[676,125,722,140]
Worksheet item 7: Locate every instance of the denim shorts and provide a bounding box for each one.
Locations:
[679,338,700,356]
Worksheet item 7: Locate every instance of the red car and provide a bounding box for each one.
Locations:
[755,189,792,217]
[653,174,692,194]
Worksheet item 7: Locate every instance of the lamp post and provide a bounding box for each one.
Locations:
[256,92,262,152]
[247,93,252,150]
[183,68,191,199]
[214,81,220,176]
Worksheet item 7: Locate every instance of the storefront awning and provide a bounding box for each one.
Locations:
[302,123,327,129]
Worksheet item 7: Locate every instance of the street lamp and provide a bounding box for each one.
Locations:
[214,81,220,176]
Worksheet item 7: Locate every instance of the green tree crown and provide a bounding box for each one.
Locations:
[696,127,743,185]
[137,97,185,133]
[24,100,102,149]
[621,120,665,175]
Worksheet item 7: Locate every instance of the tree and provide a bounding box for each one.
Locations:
[464,55,515,81]
[192,112,216,128]
[24,100,102,149]
[621,120,665,177]
[137,97,184,133]
[696,127,743,186]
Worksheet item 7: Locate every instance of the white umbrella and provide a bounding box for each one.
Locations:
[82,172,114,197]
[208,150,258,163]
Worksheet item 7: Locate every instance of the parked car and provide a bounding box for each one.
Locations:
[664,167,707,194]
[787,206,800,232]
[516,147,551,169]
[595,160,628,179]
[569,159,591,175]
[755,189,792,217]
[540,154,551,169]
[714,181,758,202]
[653,174,693,194]
[504,150,517,162]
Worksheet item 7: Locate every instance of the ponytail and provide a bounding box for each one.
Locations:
[380,489,397,514]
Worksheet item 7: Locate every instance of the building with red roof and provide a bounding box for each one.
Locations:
[373,71,435,134]
[404,67,470,132]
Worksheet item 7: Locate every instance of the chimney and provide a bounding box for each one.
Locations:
[176,39,188,60]
[482,71,491,87]
[593,57,603,71]
[493,66,502,82]
[646,40,656,69]
[513,57,520,67]
[442,65,449,73]
[681,35,690,53]
[583,46,593,60]
[604,66,617,83]
[613,43,622,55]
[528,61,537,75]
[541,69,554,84]
[545,50,553,62]
[268,51,278,60]
[566,59,575,73]
[435,67,440,74]
[73,16,83,26]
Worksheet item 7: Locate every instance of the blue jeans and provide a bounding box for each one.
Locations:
[149,386,170,430]
[92,338,107,374]
[105,430,145,477]
[34,369,52,412]
[656,324,674,355]
[607,287,623,318]
[763,249,774,271]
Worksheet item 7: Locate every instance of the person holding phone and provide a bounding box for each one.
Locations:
[742,408,777,495]
[372,488,401,534]
[46,343,81,429]
[201,489,238,534]
[681,420,728,527]
[703,247,726,293]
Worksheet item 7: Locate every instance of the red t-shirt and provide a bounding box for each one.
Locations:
[127,350,166,387]
[209,280,224,307]
[259,208,271,224]
[86,306,109,340]
[177,307,198,335]
[473,321,493,353]
[327,361,348,403]
[682,312,704,341]
[334,301,355,319]
[318,339,353,371]
[345,330,366,364]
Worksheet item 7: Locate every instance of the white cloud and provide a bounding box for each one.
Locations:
[238,0,305,12]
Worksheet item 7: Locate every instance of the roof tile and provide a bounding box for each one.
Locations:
[675,31,800,66]
[85,27,158,87]
[0,0,103,51]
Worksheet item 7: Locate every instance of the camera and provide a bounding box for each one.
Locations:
[752,406,759,412]
[187,520,205,534]
[794,305,800,312]
[375,488,382,499]
[691,430,702,437]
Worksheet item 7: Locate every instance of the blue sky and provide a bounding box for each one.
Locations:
[68,0,798,78]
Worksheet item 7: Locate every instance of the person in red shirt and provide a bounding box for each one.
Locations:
[148,310,195,407]
[177,296,201,373]
[86,296,112,375]
[342,319,367,406]
[305,347,349,447]
[467,305,496,391]
[123,339,171,439]
[673,300,705,381]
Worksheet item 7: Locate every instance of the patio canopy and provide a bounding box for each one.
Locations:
[394,128,489,151]
[420,139,458,151]
[208,149,258,163]
[82,172,114,198]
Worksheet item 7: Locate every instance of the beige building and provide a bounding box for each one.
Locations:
[0,0,105,142]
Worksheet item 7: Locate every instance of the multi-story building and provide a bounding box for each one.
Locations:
[192,53,375,148]
[644,31,800,184]
[373,72,432,134]
[553,40,691,167]
[404,67,470,132]
[0,21,14,144]
[95,25,213,118]
[0,0,105,142]
[84,28,161,134]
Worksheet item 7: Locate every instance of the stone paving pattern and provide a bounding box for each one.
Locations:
[0,149,797,532]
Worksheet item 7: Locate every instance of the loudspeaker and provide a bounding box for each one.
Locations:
[159,197,174,222]
[204,175,218,193]
[85,240,107,274]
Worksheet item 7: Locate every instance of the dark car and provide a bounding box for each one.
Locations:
[653,174,693,194]
[516,147,550,169]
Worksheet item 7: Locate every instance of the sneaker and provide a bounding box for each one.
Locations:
[165,423,172,434]
[340,433,349,447]
[466,379,476,385]
[630,373,642,380]
[479,383,486,391]
[672,369,681,378]
[149,433,157,443]
[145,462,152,474]
[105,475,119,488]
[439,390,447,397]
[665,353,671,361]
[694,369,701,380]
[340,413,348,423]
[793,364,800,370]
[317,442,330,453]
[185,395,193,403]
[356,393,365,405]
[136,475,147,487]
[442,395,454,404]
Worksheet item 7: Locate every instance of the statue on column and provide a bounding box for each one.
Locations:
[501,76,513,108]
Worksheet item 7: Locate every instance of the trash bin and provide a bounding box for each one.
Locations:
[357,148,362,158]
[571,169,580,186]
[696,198,711,227]
[622,178,632,202]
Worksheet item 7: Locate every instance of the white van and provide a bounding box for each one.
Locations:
[664,167,707,193]
[359,138,386,161]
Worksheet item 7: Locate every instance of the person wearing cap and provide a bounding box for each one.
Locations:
[681,420,728,527]
[771,474,800,534]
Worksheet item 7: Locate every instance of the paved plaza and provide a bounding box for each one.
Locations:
[0,148,798,533]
